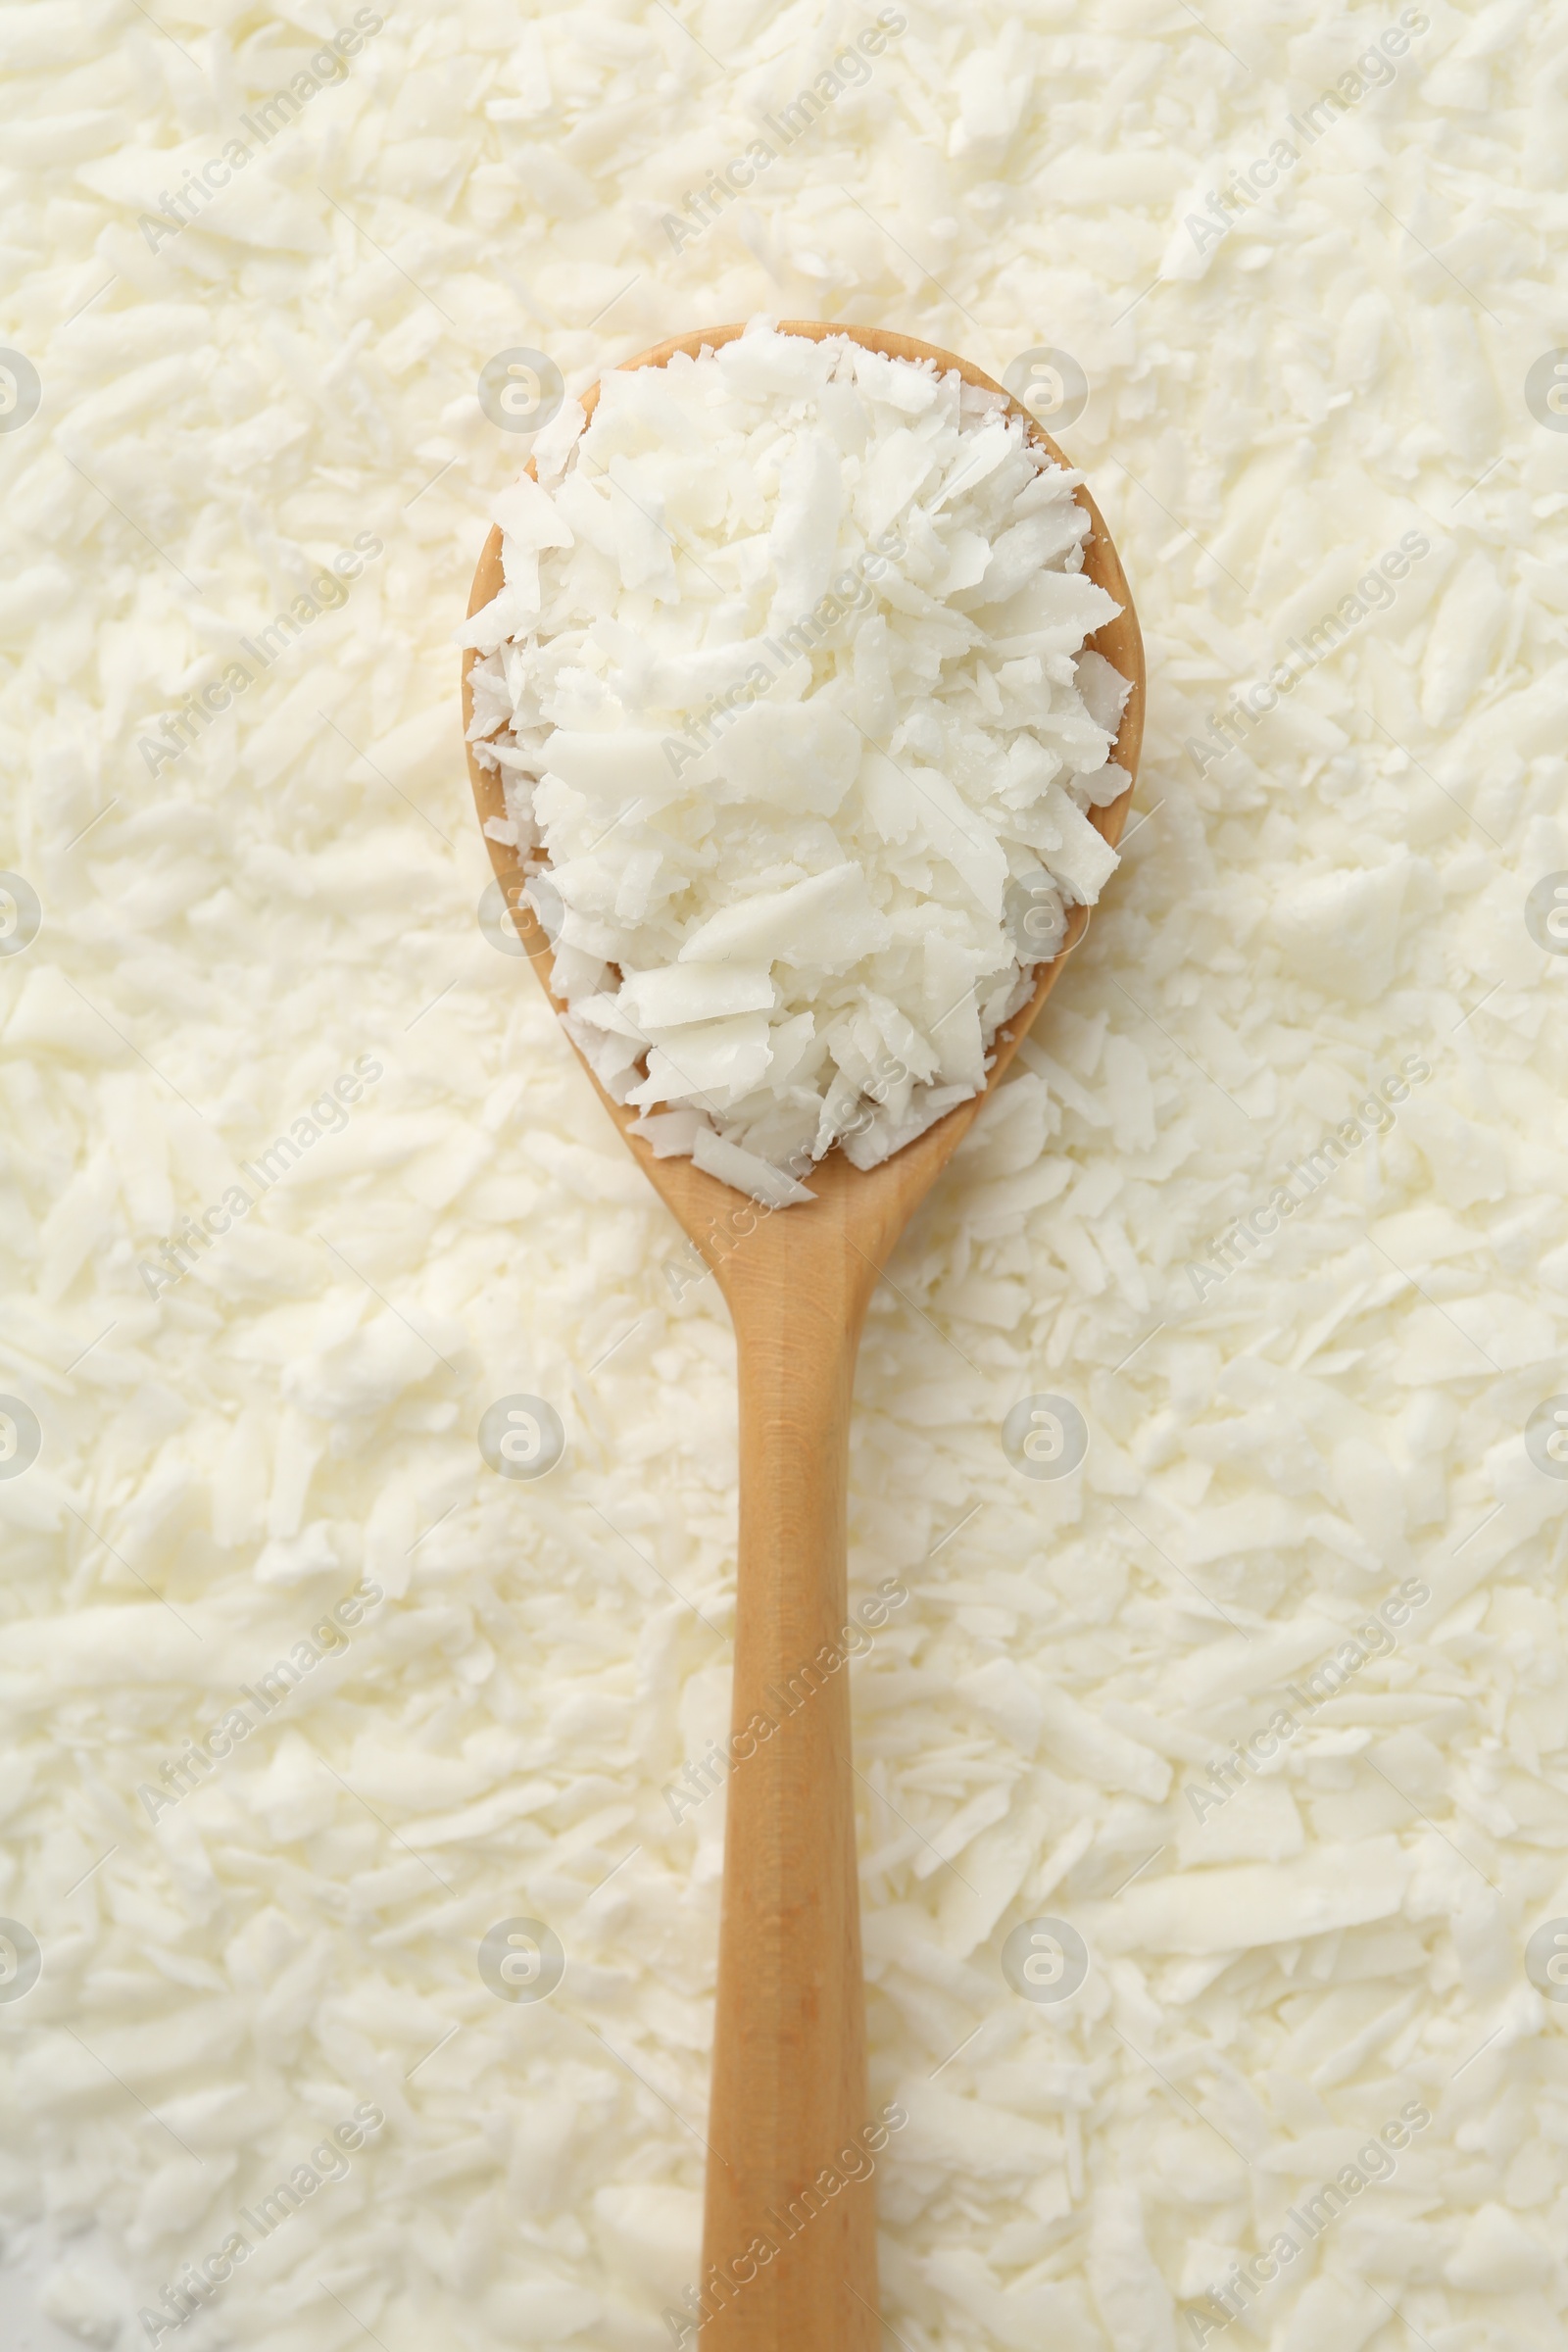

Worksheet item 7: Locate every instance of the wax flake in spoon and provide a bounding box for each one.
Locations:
[464,319,1130,1198]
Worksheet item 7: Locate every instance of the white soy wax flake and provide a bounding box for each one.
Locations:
[464,320,1129,1194]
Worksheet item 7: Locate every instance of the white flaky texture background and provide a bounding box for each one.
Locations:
[3,3,1567,2348]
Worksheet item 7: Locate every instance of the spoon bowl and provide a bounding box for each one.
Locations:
[463,319,1144,2351]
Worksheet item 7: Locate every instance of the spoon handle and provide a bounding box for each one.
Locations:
[699,1285,880,2350]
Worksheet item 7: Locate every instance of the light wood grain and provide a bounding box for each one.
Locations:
[463,319,1144,2350]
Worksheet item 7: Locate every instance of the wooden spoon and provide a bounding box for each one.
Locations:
[462,320,1144,2351]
